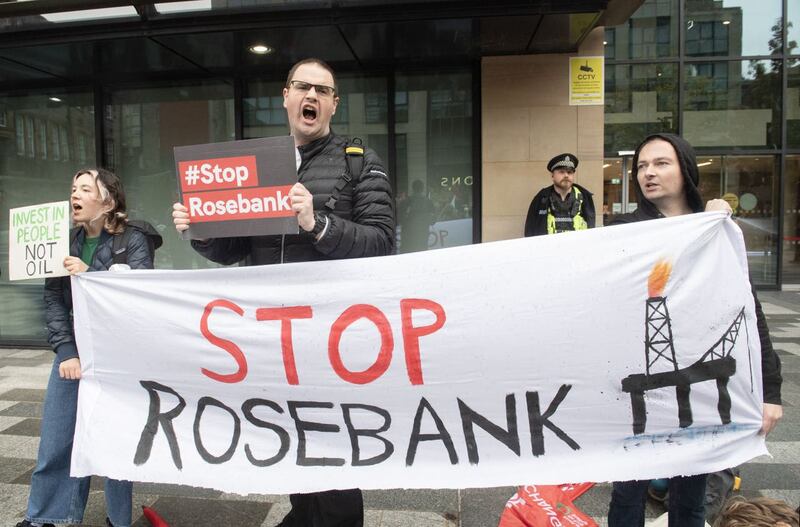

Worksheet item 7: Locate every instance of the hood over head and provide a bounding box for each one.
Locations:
[630,133,704,216]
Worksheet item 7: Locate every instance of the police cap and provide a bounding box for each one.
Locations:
[547,153,579,172]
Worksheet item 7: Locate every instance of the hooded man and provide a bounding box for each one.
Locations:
[607,133,783,527]
[524,153,595,236]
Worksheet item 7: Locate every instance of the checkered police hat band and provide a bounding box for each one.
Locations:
[552,159,575,170]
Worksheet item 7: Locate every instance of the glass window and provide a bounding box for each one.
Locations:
[784,156,800,284]
[36,118,47,159]
[697,155,779,286]
[790,1,800,56]
[605,63,678,155]
[395,71,472,254]
[683,60,781,149]
[15,114,24,156]
[603,158,624,224]
[789,59,800,149]
[25,115,34,158]
[105,81,235,271]
[0,90,95,343]
[685,0,784,57]
[605,0,678,60]
[50,123,60,161]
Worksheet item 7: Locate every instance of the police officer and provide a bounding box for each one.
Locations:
[524,153,595,237]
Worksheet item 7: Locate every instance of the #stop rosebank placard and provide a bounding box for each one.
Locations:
[174,136,297,240]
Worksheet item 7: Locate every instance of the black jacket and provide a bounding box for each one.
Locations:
[44,226,154,363]
[524,183,595,237]
[611,133,781,404]
[192,133,395,265]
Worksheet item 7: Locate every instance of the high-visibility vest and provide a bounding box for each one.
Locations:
[546,187,588,234]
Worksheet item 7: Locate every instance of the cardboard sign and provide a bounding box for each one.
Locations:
[8,201,69,281]
[569,56,604,106]
[70,213,767,495]
[174,136,298,240]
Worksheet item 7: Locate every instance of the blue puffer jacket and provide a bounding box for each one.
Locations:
[43,225,154,362]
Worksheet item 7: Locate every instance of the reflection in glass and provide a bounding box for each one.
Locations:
[605,63,677,155]
[785,156,800,283]
[789,60,800,148]
[604,0,678,60]
[0,91,95,342]
[683,60,781,148]
[395,72,472,253]
[105,82,234,271]
[602,158,623,225]
[685,0,783,57]
[696,155,779,286]
[790,2,800,55]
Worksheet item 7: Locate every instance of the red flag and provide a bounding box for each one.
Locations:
[498,484,597,527]
[141,505,170,527]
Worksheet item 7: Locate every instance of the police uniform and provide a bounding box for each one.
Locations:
[524,153,595,237]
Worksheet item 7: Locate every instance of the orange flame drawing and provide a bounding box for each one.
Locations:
[648,260,672,298]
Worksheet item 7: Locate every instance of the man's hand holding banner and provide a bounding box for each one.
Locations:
[70,212,767,494]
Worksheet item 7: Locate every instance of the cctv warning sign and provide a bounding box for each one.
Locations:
[569,56,603,106]
[174,136,297,240]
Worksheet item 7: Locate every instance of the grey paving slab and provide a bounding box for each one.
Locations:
[130,495,272,527]
[364,488,458,513]
[0,417,41,437]
[753,441,800,464]
[0,415,25,433]
[0,357,54,368]
[0,388,46,403]
[0,482,30,525]
[0,401,43,418]
[0,400,17,413]
[0,434,39,460]
[7,350,51,360]
[0,457,36,484]
[459,486,515,527]
[132,481,224,499]
[739,463,800,490]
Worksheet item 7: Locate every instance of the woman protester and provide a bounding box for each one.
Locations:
[18,168,155,527]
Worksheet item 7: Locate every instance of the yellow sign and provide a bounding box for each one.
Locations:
[722,193,739,210]
[569,56,604,106]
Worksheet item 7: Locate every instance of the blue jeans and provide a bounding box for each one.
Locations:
[26,358,132,526]
[608,474,708,527]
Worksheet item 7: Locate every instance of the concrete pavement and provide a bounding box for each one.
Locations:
[1,290,798,526]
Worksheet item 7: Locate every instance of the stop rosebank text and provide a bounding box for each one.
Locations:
[134,298,580,471]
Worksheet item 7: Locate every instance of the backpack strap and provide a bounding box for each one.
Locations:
[112,227,133,266]
[324,137,365,212]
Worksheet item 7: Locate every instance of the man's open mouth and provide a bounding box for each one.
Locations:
[302,105,317,120]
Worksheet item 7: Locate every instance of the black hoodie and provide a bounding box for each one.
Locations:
[610,133,782,404]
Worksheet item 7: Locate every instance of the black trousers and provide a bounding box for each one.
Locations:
[277,489,363,527]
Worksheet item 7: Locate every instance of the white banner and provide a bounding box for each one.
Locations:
[71,212,767,495]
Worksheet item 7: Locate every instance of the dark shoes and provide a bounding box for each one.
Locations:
[16,521,56,527]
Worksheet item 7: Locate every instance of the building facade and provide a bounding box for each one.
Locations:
[0,0,797,346]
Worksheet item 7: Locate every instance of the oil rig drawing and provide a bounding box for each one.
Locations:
[621,261,745,435]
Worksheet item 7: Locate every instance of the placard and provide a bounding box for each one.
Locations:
[8,201,69,280]
[174,136,298,240]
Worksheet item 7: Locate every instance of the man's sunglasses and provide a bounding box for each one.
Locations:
[288,80,336,97]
